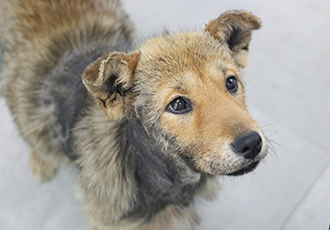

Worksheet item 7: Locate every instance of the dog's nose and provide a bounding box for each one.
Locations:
[231,131,263,160]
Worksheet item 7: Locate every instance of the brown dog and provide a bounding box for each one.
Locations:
[0,0,268,229]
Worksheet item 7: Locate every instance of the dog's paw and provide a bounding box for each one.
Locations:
[29,153,57,181]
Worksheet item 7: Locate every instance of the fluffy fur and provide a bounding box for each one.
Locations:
[0,0,268,229]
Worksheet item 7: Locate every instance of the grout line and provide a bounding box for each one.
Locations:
[281,119,330,154]
[278,158,330,230]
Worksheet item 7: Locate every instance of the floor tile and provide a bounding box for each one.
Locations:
[243,0,330,150]
[0,99,89,230]
[280,161,330,230]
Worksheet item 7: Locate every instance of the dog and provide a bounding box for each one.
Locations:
[0,0,268,229]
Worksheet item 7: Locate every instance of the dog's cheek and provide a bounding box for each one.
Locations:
[159,113,199,149]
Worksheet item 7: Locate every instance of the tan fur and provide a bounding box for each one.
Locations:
[0,1,267,229]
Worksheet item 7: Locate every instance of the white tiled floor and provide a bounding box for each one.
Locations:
[1,0,330,229]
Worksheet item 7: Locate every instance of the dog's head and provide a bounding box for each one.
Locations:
[82,10,267,176]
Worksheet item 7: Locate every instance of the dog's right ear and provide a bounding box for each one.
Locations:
[82,52,140,120]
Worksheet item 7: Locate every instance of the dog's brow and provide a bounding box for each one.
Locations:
[224,68,239,77]
[171,85,187,94]
[217,65,229,74]
[167,79,189,94]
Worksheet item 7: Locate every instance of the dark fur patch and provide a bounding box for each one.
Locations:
[39,49,100,159]
[116,116,205,221]
[227,29,249,51]
[34,36,133,160]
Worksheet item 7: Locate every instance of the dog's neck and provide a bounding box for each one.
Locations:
[115,116,205,221]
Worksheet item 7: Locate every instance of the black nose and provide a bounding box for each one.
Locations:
[231,131,263,160]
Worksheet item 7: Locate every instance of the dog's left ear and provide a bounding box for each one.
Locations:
[82,52,140,120]
[205,10,261,68]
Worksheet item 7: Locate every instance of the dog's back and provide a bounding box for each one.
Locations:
[0,0,134,178]
[0,0,133,158]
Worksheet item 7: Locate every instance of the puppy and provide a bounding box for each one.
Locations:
[0,0,268,229]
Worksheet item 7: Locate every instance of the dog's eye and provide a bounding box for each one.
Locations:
[166,97,192,114]
[226,76,238,93]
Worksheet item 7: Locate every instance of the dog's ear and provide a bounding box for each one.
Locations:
[205,10,261,68]
[82,52,140,120]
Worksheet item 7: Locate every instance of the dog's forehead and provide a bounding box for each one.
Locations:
[135,31,239,87]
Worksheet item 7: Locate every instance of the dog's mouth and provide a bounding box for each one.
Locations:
[227,161,260,176]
